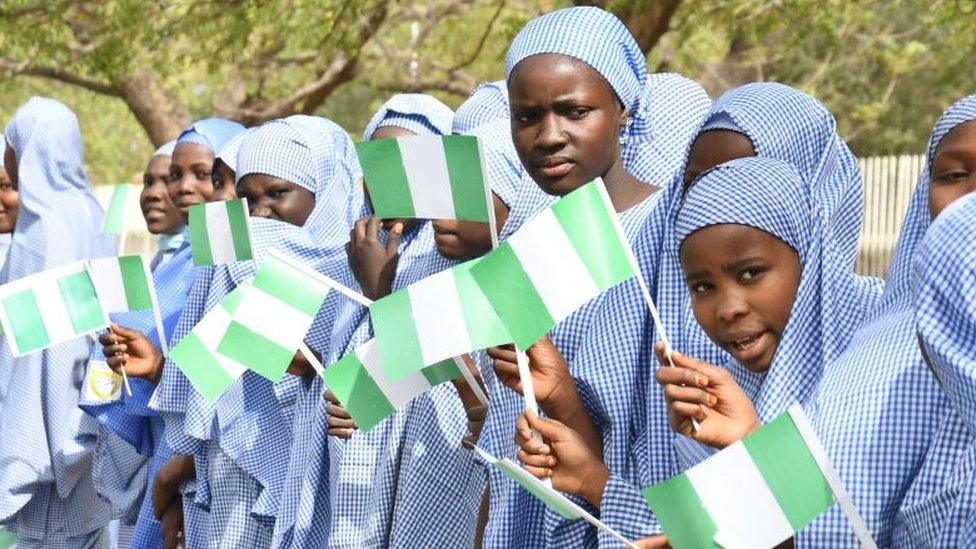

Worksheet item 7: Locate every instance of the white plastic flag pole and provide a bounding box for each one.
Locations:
[452,356,490,408]
[299,341,326,378]
[515,346,552,487]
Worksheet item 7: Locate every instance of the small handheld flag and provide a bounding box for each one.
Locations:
[322,338,465,432]
[101,184,138,235]
[188,198,254,266]
[0,262,108,356]
[87,254,168,354]
[642,405,875,549]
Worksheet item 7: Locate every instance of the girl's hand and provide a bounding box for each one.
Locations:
[152,454,194,520]
[286,346,319,378]
[634,535,670,548]
[346,216,401,301]
[159,497,185,549]
[488,337,575,408]
[654,343,760,449]
[513,411,609,509]
[99,323,164,383]
[325,389,357,438]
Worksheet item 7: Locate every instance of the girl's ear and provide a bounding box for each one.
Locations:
[618,105,630,132]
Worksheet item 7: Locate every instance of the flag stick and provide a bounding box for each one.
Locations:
[120,365,132,397]
[515,346,552,487]
[452,356,490,408]
[299,341,326,378]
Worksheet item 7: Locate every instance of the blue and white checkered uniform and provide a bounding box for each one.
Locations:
[362,94,454,140]
[452,81,509,135]
[0,97,117,543]
[800,95,976,548]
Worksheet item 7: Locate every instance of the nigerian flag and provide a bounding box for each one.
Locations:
[0,261,108,356]
[188,198,254,265]
[87,255,156,313]
[470,180,637,349]
[322,338,463,432]
[101,183,138,235]
[170,286,248,401]
[369,258,510,380]
[215,251,332,382]
[643,406,844,549]
[355,134,491,222]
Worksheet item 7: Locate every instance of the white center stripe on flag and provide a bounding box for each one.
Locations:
[358,340,430,408]
[398,135,455,218]
[195,304,248,380]
[686,442,793,547]
[206,201,235,264]
[87,260,127,312]
[508,210,601,320]
[36,278,78,341]
[231,287,309,349]
[410,270,472,366]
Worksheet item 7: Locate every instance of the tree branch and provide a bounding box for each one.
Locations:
[0,59,120,97]
[379,80,473,97]
[447,0,506,72]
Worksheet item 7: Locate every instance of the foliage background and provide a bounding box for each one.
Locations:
[1,0,974,183]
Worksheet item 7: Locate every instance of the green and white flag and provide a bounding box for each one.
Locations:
[215,251,332,382]
[355,135,493,223]
[471,445,639,549]
[642,405,874,549]
[188,198,254,266]
[322,338,463,432]
[0,526,16,548]
[0,262,109,356]
[101,184,138,235]
[369,258,510,380]
[87,254,168,354]
[170,286,248,401]
[470,180,637,349]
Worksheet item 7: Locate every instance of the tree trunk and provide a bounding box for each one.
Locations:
[113,68,193,147]
[575,0,684,54]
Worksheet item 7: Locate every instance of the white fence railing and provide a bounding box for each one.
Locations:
[856,154,923,277]
[94,155,924,277]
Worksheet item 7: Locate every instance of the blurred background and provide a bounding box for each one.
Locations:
[2,0,975,272]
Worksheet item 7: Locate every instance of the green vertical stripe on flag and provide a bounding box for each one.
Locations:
[469,243,555,349]
[102,185,129,234]
[454,260,510,348]
[743,413,834,530]
[188,204,213,266]
[3,289,49,352]
[552,183,634,289]
[642,472,720,549]
[217,321,296,381]
[421,358,461,386]
[356,139,415,218]
[253,257,324,316]
[0,526,16,548]
[226,199,253,261]
[118,255,153,310]
[443,135,490,222]
[171,333,237,401]
[58,271,106,334]
[370,289,425,377]
[323,353,396,432]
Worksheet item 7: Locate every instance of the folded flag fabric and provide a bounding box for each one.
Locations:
[101,183,138,235]
[216,251,332,383]
[470,179,637,349]
[355,134,492,223]
[0,261,108,356]
[170,286,249,401]
[369,257,510,380]
[471,445,638,549]
[322,338,463,432]
[643,405,845,549]
[188,198,254,265]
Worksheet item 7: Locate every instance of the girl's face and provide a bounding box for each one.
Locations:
[237,173,315,227]
[211,160,238,202]
[140,154,183,235]
[431,193,510,260]
[3,141,17,187]
[680,224,802,372]
[168,142,215,222]
[683,130,757,187]
[929,120,976,219]
[0,164,18,234]
[509,53,627,196]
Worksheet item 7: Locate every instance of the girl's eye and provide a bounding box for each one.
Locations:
[514,110,537,124]
[690,281,712,293]
[740,268,764,281]
[935,170,969,183]
[566,107,591,119]
[196,171,211,180]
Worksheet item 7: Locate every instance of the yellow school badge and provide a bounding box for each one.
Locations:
[85,360,123,402]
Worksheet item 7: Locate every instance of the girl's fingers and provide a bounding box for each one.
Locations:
[522,464,552,479]
[517,449,556,468]
[329,428,355,438]
[663,384,717,407]
[670,401,707,421]
[327,416,357,429]
[654,366,708,388]
[487,346,517,362]
[326,403,352,419]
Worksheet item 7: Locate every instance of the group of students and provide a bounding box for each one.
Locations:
[0,5,974,548]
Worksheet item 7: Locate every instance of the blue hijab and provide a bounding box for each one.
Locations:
[274,95,456,548]
[913,192,976,546]
[452,80,509,135]
[0,97,117,539]
[803,95,976,548]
